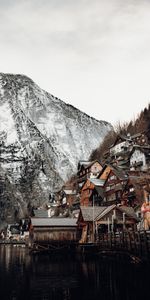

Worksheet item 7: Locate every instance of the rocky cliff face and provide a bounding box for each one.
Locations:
[0,73,112,223]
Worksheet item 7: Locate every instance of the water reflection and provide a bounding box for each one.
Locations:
[0,246,148,300]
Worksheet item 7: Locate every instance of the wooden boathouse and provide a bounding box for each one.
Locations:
[29,217,78,252]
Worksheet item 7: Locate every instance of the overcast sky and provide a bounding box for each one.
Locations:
[0,0,150,125]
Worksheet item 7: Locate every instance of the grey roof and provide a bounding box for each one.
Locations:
[95,204,139,222]
[78,160,91,169]
[94,186,104,198]
[89,178,105,186]
[95,205,116,221]
[110,166,128,180]
[33,210,49,218]
[118,205,139,221]
[31,218,77,227]
[80,206,106,221]
[78,160,102,171]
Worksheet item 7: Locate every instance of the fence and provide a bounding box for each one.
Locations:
[96,230,150,261]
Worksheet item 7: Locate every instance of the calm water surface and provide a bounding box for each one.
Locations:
[0,245,148,300]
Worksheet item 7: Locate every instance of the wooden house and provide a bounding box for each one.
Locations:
[77,205,139,243]
[80,178,105,207]
[29,218,78,250]
[109,132,149,157]
[122,173,150,208]
[77,160,103,187]
[95,204,139,233]
[109,135,132,155]
[77,206,106,243]
[130,146,150,171]
[61,187,78,206]
[102,166,128,206]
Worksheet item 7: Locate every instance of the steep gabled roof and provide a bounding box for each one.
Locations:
[78,160,91,170]
[102,165,128,184]
[117,205,139,221]
[130,145,150,159]
[79,206,106,222]
[95,204,116,221]
[77,160,102,173]
[95,204,139,222]
[110,132,148,150]
[110,134,132,149]
[81,178,105,192]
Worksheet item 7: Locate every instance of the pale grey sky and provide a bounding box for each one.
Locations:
[0,0,150,124]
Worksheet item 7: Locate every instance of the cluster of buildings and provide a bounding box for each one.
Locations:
[58,131,150,243]
[6,131,150,247]
[0,219,29,242]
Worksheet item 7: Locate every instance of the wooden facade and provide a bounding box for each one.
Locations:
[29,218,78,250]
[96,205,139,233]
[121,173,150,208]
[77,205,139,244]
[77,206,106,243]
[99,165,111,180]
[80,178,105,206]
[102,168,128,206]
[77,160,103,185]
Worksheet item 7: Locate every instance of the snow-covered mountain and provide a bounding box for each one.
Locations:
[0,73,112,223]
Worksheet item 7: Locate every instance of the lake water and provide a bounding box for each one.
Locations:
[0,245,148,300]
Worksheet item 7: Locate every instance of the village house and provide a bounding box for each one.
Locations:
[77,205,139,243]
[29,217,78,251]
[109,135,132,155]
[130,146,150,171]
[77,160,103,187]
[95,204,139,233]
[101,166,128,206]
[80,178,105,207]
[77,206,106,243]
[121,173,150,206]
[109,132,149,157]
[61,186,78,206]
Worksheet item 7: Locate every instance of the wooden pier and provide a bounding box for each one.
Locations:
[78,230,150,262]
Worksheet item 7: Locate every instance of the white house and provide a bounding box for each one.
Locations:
[130,148,149,171]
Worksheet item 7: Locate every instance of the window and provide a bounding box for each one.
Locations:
[110,175,116,180]
[129,187,134,192]
[107,194,116,201]
[106,186,110,191]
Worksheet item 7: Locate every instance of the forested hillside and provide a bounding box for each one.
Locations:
[90,104,150,162]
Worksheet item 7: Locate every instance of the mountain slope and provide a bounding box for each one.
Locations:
[0,73,112,223]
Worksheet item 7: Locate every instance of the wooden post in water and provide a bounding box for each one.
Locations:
[111,215,114,233]
[92,194,95,243]
[123,212,126,231]
[107,218,110,233]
